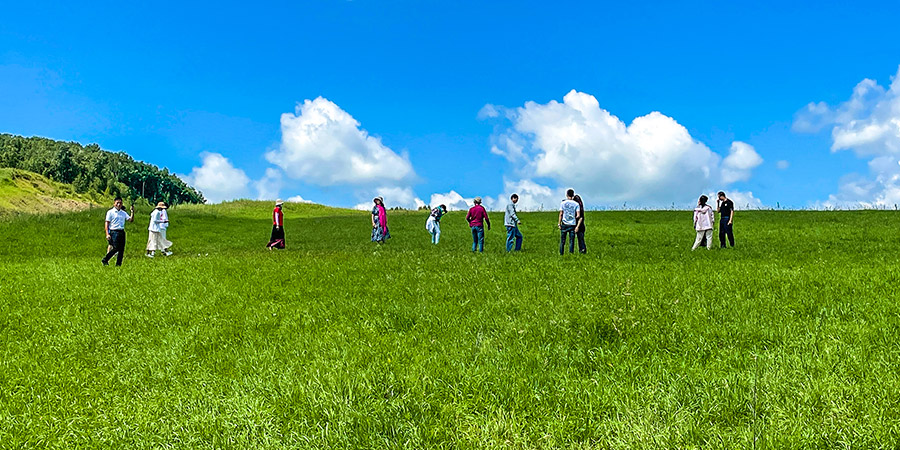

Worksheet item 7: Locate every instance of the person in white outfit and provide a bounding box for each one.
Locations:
[146,202,173,257]
[425,204,447,244]
[158,204,172,255]
[692,195,715,251]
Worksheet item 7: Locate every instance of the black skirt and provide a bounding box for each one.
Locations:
[267,225,285,249]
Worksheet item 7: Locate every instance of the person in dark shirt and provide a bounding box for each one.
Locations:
[716,191,735,248]
[573,194,587,254]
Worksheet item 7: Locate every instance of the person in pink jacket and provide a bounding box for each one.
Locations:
[692,195,715,251]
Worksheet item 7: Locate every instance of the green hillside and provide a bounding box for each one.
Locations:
[0,133,205,205]
[0,204,898,448]
[0,168,103,215]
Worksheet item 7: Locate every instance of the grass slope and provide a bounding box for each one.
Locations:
[0,202,898,448]
[0,168,101,215]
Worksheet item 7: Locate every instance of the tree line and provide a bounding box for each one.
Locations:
[0,134,205,205]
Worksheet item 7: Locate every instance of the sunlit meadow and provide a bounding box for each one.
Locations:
[1,201,898,448]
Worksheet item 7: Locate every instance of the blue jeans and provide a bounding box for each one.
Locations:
[431,221,441,244]
[471,226,484,252]
[560,224,576,254]
[506,226,523,252]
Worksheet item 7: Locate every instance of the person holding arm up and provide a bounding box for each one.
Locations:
[102,197,134,266]
[717,191,735,248]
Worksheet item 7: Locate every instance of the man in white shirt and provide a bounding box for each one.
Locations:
[558,189,581,255]
[102,197,134,266]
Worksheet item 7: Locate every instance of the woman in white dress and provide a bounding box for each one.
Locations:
[146,202,173,257]
[159,203,172,255]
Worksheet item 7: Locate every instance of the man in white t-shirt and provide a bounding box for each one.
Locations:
[102,197,134,266]
[558,188,580,255]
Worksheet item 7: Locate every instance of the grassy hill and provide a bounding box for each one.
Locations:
[0,203,898,448]
[0,168,103,215]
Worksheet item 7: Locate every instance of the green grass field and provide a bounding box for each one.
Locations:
[1,201,898,448]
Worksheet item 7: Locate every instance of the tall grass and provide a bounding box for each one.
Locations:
[0,203,898,448]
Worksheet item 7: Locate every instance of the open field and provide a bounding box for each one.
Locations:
[1,202,899,448]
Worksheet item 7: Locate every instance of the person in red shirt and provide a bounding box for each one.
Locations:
[466,197,491,252]
[267,199,285,250]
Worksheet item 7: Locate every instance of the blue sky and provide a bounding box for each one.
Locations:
[3,1,900,209]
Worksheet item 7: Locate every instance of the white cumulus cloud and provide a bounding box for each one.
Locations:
[254,168,283,201]
[180,152,251,203]
[490,179,560,212]
[267,97,416,186]
[287,195,314,204]
[429,190,472,211]
[795,65,900,207]
[354,186,424,210]
[486,90,763,207]
[721,142,764,184]
[430,180,560,212]
[721,190,764,210]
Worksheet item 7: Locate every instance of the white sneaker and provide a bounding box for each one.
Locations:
[164,251,173,256]
[146,253,154,258]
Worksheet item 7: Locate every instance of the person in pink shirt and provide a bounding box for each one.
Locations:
[692,195,715,251]
[466,197,491,252]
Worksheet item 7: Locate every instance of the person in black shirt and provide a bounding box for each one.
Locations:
[717,191,735,248]
[573,194,587,254]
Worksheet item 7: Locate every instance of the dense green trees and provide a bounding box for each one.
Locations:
[0,134,205,205]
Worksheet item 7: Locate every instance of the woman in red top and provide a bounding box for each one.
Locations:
[267,199,285,250]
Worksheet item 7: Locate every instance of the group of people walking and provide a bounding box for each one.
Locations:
[461,189,588,254]
[102,198,172,266]
[100,190,738,266]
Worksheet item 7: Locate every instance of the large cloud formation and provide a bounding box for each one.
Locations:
[267,97,416,187]
[795,66,900,207]
[182,97,424,208]
[483,90,763,208]
[180,152,251,203]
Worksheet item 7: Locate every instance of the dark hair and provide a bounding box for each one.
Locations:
[114,196,123,202]
[510,194,518,200]
[573,194,584,210]
[439,204,447,210]
[699,195,709,206]
[717,191,726,198]
[566,188,575,198]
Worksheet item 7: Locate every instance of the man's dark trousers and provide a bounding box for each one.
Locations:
[719,217,734,248]
[103,230,126,266]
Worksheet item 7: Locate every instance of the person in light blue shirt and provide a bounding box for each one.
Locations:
[426,204,447,244]
[504,194,523,252]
